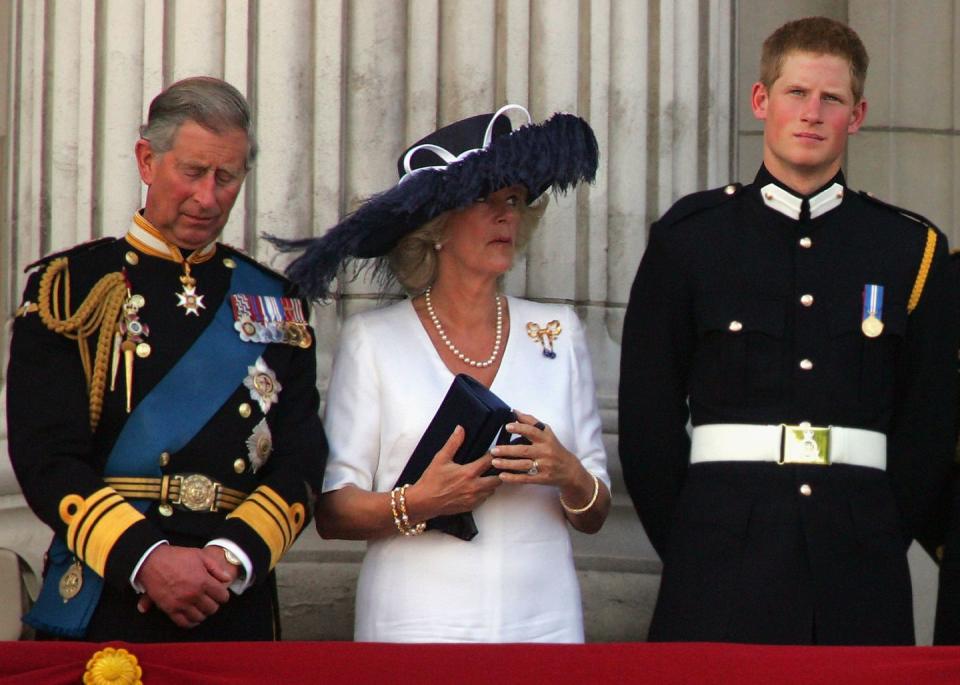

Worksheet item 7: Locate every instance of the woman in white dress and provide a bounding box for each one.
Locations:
[271,106,610,643]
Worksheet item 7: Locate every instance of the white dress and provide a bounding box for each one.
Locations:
[322,296,609,643]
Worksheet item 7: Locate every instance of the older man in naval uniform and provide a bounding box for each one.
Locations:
[619,17,956,645]
[6,76,327,641]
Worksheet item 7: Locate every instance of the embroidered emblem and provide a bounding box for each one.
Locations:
[526,320,562,359]
[243,357,282,413]
[246,418,273,473]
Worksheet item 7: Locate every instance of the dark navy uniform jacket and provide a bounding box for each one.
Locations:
[6,234,327,641]
[619,166,957,644]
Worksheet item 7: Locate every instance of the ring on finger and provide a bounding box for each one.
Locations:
[527,459,540,476]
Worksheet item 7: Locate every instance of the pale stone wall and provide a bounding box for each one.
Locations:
[7,0,953,645]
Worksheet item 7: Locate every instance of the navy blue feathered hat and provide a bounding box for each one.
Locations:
[267,105,599,299]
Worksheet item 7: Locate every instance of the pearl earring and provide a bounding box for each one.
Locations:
[434,242,443,251]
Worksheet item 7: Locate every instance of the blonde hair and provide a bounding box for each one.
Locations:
[388,196,549,293]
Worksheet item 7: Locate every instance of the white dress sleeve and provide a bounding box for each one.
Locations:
[321,313,382,493]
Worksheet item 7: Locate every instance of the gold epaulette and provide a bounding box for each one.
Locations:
[36,257,128,431]
[907,227,937,314]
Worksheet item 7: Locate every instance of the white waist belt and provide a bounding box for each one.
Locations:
[690,424,886,470]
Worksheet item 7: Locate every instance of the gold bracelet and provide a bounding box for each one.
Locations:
[560,473,600,514]
[389,487,406,534]
[390,485,426,536]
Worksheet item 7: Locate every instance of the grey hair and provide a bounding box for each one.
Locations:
[387,195,549,294]
[139,76,257,169]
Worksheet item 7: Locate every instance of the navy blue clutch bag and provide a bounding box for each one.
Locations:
[394,373,517,541]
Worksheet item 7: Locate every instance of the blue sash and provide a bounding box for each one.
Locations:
[25,258,281,637]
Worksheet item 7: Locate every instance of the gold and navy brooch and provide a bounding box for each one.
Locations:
[527,320,562,358]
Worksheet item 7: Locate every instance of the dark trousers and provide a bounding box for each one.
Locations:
[649,462,914,645]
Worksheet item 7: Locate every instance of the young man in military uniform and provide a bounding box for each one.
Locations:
[6,77,327,641]
[619,17,957,645]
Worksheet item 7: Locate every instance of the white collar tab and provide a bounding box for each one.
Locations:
[760,182,844,221]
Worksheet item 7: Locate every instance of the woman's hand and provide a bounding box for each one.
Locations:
[404,425,503,521]
[317,426,502,540]
[491,411,588,490]
[490,410,610,532]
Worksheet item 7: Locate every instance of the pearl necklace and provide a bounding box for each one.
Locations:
[424,286,503,368]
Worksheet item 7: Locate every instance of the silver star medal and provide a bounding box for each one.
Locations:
[176,284,206,316]
[245,418,273,473]
[243,357,282,413]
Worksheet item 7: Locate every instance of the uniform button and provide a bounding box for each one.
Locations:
[728,321,743,332]
[239,403,252,418]
[724,184,737,196]
[799,359,814,370]
[800,294,814,307]
[159,451,170,467]
[799,237,812,249]
[125,251,139,265]
[158,503,173,517]
[136,342,152,358]
[234,458,247,474]
[799,483,812,496]
[223,257,237,269]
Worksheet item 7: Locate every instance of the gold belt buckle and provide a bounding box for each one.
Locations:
[779,424,831,465]
[170,474,221,511]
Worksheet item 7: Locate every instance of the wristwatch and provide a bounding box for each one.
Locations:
[219,546,246,580]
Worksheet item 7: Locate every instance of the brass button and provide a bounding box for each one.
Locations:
[159,451,170,467]
[129,294,146,308]
[158,503,173,517]
[223,257,237,269]
[724,184,736,196]
[799,237,812,249]
[799,359,814,371]
[239,403,252,418]
[799,484,812,496]
[136,342,152,358]
[125,251,139,265]
[800,294,814,307]
[728,321,743,332]
[234,458,247,474]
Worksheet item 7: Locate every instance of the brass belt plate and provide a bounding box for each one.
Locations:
[172,474,220,511]
[780,424,830,465]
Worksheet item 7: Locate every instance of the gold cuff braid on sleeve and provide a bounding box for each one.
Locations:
[36,257,128,431]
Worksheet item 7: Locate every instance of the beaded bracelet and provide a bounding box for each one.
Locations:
[560,473,600,514]
[390,484,426,536]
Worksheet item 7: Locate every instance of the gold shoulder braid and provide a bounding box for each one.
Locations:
[36,257,127,431]
[907,227,937,315]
